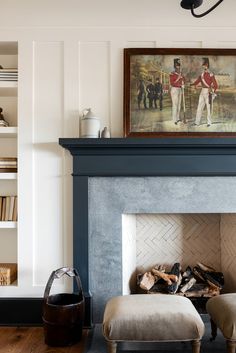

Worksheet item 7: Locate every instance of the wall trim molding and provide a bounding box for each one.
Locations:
[0,298,43,326]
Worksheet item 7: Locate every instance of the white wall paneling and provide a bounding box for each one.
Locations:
[1,19,236,296]
[33,41,64,288]
[79,41,110,133]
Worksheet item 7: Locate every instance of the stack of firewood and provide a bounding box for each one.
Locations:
[137,262,224,297]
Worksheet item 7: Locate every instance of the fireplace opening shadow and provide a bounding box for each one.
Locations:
[86,317,224,353]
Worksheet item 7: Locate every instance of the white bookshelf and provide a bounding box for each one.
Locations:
[0,41,18,287]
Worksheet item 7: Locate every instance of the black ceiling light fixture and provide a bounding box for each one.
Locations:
[181,0,223,18]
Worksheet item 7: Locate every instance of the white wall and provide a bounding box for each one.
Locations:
[0,0,233,28]
[0,0,235,297]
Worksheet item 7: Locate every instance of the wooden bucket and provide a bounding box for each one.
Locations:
[42,267,85,346]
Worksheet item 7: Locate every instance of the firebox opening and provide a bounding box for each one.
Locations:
[122,213,234,298]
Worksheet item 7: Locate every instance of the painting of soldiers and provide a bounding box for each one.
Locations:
[154,77,163,111]
[137,79,147,109]
[146,79,155,109]
[191,57,218,127]
[169,58,185,125]
[124,48,236,137]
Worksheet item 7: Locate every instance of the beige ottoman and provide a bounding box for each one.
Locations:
[103,294,205,353]
[207,294,236,353]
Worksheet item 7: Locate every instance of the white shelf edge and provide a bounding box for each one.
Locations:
[0,173,17,179]
[0,221,17,228]
[0,81,17,88]
[0,127,17,137]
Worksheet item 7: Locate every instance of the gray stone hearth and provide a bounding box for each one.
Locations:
[89,177,236,322]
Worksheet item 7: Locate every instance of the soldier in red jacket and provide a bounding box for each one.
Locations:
[191,57,218,127]
[169,58,185,124]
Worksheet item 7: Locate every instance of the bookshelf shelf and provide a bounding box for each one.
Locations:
[0,81,17,88]
[0,221,17,229]
[0,173,17,180]
[0,127,17,137]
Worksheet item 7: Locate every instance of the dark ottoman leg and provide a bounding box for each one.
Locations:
[107,341,117,353]
[227,340,236,353]
[192,339,201,353]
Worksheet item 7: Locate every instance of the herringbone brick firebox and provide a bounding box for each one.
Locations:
[122,213,235,295]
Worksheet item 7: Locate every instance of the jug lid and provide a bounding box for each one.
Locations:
[82,108,97,119]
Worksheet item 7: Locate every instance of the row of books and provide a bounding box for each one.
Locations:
[0,157,17,173]
[0,68,18,81]
[0,196,17,222]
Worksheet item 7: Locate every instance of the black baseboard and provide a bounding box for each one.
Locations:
[0,298,44,326]
[0,296,93,327]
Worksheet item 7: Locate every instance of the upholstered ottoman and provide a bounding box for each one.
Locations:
[103,294,205,353]
[207,294,236,353]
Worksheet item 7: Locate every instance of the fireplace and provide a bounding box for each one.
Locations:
[59,137,236,326]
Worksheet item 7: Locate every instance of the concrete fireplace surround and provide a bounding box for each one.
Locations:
[59,138,236,326]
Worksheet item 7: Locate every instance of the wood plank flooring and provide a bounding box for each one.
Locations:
[0,327,89,353]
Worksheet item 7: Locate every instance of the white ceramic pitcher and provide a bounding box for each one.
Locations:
[80,108,100,138]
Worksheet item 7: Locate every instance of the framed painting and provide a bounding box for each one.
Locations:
[123,48,236,137]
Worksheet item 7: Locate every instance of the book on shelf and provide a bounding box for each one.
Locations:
[0,157,17,172]
[8,196,15,221]
[0,169,17,173]
[12,196,17,222]
[0,263,17,285]
[0,68,18,72]
[0,77,17,80]
[0,195,17,221]
[4,196,10,221]
[1,197,6,221]
[0,157,17,161]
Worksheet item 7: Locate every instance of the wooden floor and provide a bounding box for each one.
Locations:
[0,327,89,353]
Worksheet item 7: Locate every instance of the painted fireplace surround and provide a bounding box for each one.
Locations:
[59,137,236,326]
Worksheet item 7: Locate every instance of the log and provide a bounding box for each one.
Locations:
[182,266,192,279]
[180,276,196,293]
[197,262,216,272]
[193,266,224,290]
[148,283,167,294]
[139,271,156,291]
[151,268,178,285]
[168,263,181,294]
[205,271,224,289]
[153,264,165,273]
[184,283,220,298]
[193,266,205,282]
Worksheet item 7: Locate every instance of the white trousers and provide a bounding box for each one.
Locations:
[171,87,182,123]
[195,88,211,125]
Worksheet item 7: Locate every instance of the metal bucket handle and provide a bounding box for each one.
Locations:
[43,267,83,301]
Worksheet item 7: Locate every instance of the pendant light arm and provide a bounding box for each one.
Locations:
[191,0,223,17]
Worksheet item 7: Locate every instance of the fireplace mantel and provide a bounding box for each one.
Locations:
[59,137,236,326]
[59,137,236,176]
